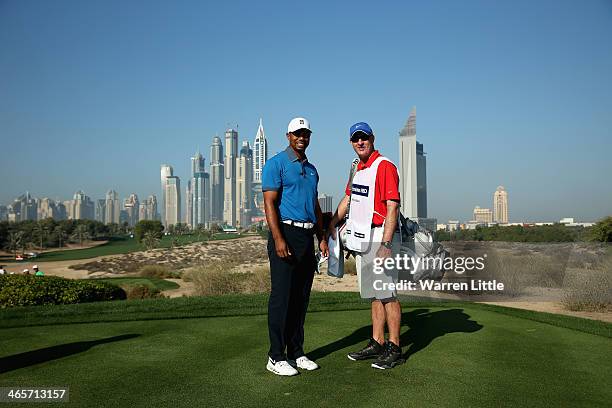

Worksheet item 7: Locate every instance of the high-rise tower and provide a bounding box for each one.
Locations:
[210,136,225,224]
[223,128,238,226]
[105,190,120,224]
[236,140,253,228]
[253,118,267,183]
[399,107,435,230]
[165,176,181,227]
[399,107,427,218]
[160,164,173,227]
[493,186,509,224]
[190,149,210,229]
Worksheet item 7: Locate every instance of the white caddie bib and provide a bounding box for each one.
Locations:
[345,156,392,252]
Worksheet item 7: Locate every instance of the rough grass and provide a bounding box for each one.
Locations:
[91,277,179,291]
[137,265,180,279]
[184,262,270,296]
[562,255,612,312]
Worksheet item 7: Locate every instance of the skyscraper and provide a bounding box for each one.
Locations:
[185,180,193,226]
[146,195,158,221]
[160,164,173,227]
[95,199,106,223]
[318,194,333,213]
[38,198,58,220]
[210,136,225,224]
[253,118,267,183]
[105,190,120,225]
[138,202,147,223]
[399,107,427,218]
[493,186,509,224]
[165,176,181,227]
[236,140,253,228]
[398,107,436,231]
[138,195,158,221]
[223,128,238,226]
[189,149,210,229]
[71,190,94,220]
[124,193,139,227]
[252,119,267,217]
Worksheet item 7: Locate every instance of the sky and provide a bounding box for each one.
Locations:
[1,0,611,223]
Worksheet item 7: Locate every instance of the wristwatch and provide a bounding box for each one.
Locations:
[381,241,393,249]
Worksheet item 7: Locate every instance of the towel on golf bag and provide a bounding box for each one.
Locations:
[327,226,344,278]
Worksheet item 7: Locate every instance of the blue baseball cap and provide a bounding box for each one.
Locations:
[350,122,373,139]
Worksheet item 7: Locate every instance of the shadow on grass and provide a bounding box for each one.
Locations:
[0,334,140,374]
[308,308,482,361]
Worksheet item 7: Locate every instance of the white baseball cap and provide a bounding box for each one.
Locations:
[287,117,311,134]
[33,265,39,269]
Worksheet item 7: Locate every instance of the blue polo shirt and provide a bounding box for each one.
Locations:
[262,146,319,223]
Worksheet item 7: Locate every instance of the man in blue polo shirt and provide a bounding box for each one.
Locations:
[262,116,328,376]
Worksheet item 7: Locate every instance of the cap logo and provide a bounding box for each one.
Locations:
[299,120,304,124]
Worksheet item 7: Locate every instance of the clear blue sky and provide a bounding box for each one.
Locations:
[1,0,611,223]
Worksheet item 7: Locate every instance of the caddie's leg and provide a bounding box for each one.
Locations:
[384,299,401,346]
[371,300,386,345]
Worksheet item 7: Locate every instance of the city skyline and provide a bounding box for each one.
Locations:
[1,1,611,222]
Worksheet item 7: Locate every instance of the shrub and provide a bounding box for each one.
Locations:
[122,285,162,300]
[562,256,612,312]
[588,216,612,242]
[138,265,179,279]
[0,275,126,308]
[185,262,271,296]
[344,257,357,275]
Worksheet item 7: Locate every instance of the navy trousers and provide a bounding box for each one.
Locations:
[267,223,316,361]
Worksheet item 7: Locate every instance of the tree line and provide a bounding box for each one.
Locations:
[0,219,122,255]
[435,217,612,243]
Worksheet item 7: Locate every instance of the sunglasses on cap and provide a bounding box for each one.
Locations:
[350,131,372,143]
[292,129,312,138]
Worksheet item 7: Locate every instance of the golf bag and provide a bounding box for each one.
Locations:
[397,213,449,282]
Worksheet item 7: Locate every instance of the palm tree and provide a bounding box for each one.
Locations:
[54,225,67,248]
[7,231,23,258]
[71,224,90,247]
[33,223,49,250]
[142,231,161,251]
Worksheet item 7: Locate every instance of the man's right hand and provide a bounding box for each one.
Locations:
[274,237,292,258]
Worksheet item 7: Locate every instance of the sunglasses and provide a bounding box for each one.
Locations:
[350,132,371,143]
[292,129,312,138]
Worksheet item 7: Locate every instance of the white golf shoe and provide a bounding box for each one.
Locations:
[296,356,319,371]
[267,358,299,376]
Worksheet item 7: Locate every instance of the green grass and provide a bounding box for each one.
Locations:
[0,293,610,407]
[32,233,243,262]
[86,277,180,291]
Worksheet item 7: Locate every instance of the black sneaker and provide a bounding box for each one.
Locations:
[371,341,404,369]
[347,338,385,361]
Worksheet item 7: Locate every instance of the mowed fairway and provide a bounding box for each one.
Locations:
[0,294,610,407]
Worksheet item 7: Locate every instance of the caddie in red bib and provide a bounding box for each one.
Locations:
[326,122,404,370]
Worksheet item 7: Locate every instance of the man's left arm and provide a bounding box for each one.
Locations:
[377,161,401,258]
[381,200,400,242]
